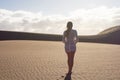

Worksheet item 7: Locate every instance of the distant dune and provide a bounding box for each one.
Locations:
[0,25,120,44]
[99,25,120,35]
[79,25,120,44]
[0,31,62,41]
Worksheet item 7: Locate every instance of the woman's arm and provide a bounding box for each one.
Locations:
[74,30,79,44]
[62,31,66,43]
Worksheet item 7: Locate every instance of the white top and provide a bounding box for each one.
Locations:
[62,29,79,45]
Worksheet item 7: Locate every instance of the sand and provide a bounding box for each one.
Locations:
[0,40,120,80]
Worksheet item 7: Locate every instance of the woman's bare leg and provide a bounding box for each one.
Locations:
[66,51,75,73]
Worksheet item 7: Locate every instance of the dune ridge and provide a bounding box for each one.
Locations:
[0,25,120,44]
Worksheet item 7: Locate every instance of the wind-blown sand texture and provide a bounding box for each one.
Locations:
[0,40,120,80]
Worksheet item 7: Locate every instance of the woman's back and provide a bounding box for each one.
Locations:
[63,29,78,44]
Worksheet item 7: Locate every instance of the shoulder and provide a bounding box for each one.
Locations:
[72,29,77,33]
[63,30,67,35]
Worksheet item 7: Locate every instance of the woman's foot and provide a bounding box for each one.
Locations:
[67,72,72,75]
[64,72,72,80]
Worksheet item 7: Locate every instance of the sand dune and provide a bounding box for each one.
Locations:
[79,25,120,44]
[0,40,120,80]
[0,25,120,44]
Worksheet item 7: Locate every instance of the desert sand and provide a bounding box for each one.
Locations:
[0,40,120,80]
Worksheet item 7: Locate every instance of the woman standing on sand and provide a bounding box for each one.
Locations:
[62,21,79,79]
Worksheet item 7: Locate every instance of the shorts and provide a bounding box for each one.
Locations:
[65,44,76,53]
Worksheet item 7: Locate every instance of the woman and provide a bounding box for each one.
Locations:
[62,21,79,79]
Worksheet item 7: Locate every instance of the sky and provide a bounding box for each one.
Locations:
[0,0,120,35]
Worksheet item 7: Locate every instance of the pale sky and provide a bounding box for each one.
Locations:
[0,0,120,35]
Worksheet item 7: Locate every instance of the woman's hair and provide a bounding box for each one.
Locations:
[65,21,73,37]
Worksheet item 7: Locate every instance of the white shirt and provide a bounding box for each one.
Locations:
[62,29,79,45]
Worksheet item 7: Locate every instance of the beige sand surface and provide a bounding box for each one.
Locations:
[0,40,120,80]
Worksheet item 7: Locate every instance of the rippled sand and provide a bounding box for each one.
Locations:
[0,40,120,80]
